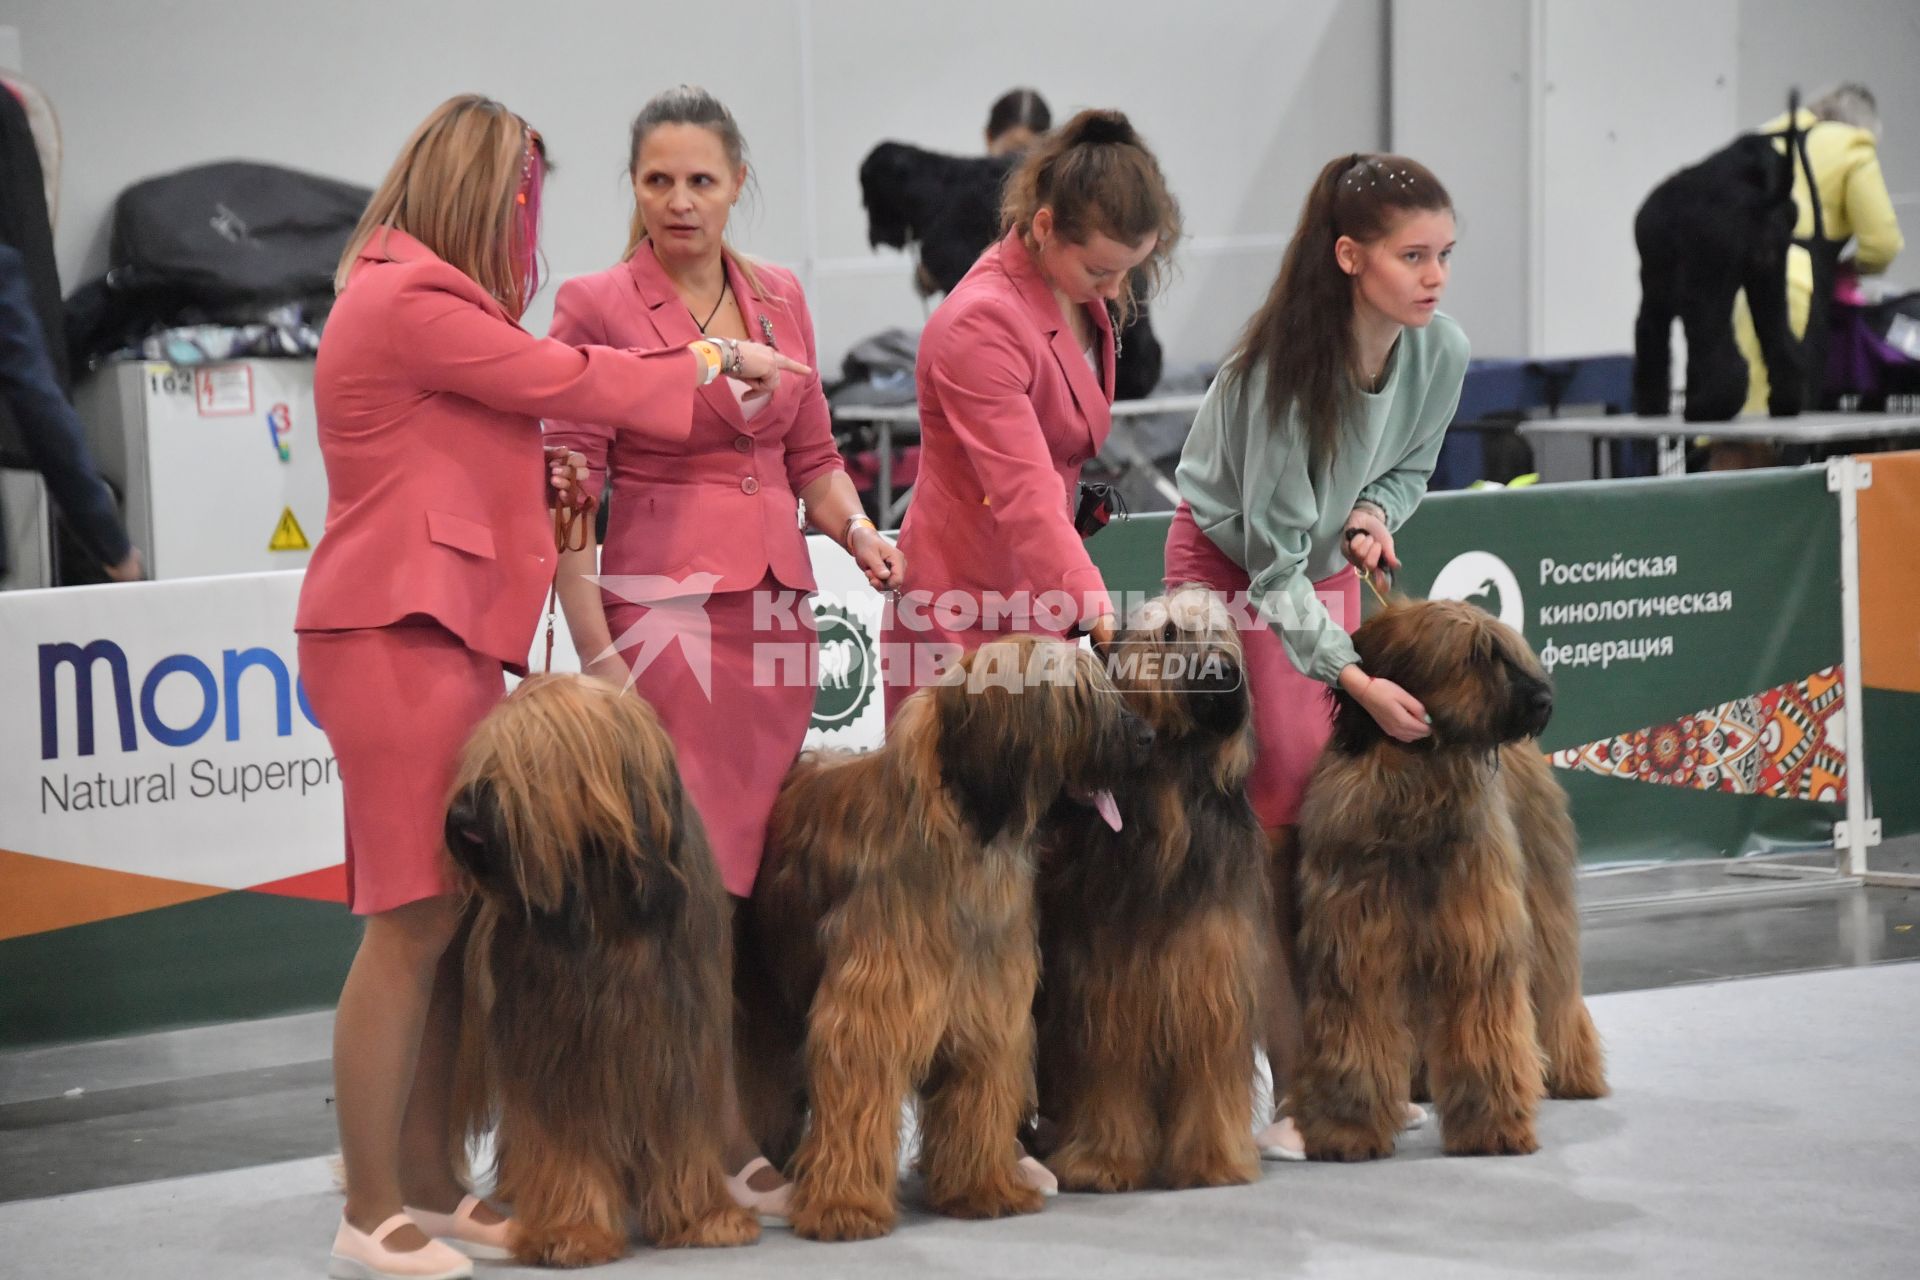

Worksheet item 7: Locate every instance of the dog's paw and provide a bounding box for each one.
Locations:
[1047,1145,1150,1194]
[1545,1063,1610,1101]
[514,1223,627,1269]
[1442,1119,1539,1157]
[930,1174,1047,1220]
[658,1204,760,1249]
[1299,1119,1396,1163]
[789,1197,895,1242]
[1158,1141,1260,1190]
[1542,1027,1609,1100]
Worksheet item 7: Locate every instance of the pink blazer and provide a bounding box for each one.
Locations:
[543,245,843,595]
[294,228,697,670]
[898,230,1116,624]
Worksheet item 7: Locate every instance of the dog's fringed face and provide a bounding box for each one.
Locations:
[932,635,1153,842]
[1335,601,1554,752]
[1109,587,1251,745]
[445,675,698,948]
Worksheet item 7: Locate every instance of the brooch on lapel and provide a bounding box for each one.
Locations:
[758,314,777,350]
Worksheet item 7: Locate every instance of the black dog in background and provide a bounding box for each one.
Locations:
[1632,92,1820,421]
[859,141,1163,400]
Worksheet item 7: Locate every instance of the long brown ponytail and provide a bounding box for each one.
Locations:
[1231,153,1451,466]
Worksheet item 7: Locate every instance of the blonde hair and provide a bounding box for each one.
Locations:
[335,94,546,317]
[622,85,772,304]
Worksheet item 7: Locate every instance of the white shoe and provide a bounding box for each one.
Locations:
[328,1213,472,1280]
[1255,1117,1305,1162]
[1016,1154,1059,1197]
[403,1195,513,1261]
[725,1156,792,1227]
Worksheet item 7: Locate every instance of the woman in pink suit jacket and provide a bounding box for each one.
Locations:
[883,110,1181,716]
[294,96,804,1280]
[547,87,900,1221]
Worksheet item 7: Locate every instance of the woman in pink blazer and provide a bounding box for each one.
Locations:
[883,110,1180,716]
[547,86,900,1222]
[295,96,804,1280]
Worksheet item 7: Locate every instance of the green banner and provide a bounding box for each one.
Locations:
[1400,468,1843,863]
[1092,467,1846,864]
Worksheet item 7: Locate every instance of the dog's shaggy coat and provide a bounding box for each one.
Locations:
[740,635,1152,1241]
[1290,601,1607,1162]
[1035,588,1270,1191]
[444,675,756,1266]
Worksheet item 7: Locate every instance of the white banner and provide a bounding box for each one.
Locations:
[2,571,335,890]
[0,537,885,895]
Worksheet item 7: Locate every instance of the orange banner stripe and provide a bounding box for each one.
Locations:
[1860,451,1920,696]
[0,848,226,942]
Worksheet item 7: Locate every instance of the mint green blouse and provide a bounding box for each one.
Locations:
[1174,313,1469,683]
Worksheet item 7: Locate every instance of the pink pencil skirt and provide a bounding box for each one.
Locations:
[298,619,507,915]
[604,574,817,897]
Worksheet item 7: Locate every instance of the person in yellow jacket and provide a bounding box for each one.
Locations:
[1733,83,1904,416]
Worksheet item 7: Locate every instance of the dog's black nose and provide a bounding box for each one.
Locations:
[1134,721,1157,752]
[1520,683,1554,736]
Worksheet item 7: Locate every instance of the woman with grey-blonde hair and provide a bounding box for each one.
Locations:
[1726,81,1904,434]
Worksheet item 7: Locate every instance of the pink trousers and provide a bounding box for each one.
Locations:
[1162,504,1358,830]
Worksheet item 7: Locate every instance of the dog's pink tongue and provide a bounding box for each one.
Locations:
[1089,788,1123,832]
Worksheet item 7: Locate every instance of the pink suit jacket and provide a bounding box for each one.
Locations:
[543,244,843,596]
[294,228,697,670]
[897,230,1116,626]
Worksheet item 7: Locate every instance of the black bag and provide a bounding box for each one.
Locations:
[66,161,371,367]
[1073,480,1126,538]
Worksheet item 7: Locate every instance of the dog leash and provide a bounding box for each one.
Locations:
[1358,563,1393,610]
[544,498,593,673]
[1342,523,1395,610]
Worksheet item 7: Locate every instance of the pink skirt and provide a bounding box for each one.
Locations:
[605,576,817,897]
[1163,504,1358,831]
[298,620,506,915]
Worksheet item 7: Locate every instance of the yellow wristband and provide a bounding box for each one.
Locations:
[690,340,723,385]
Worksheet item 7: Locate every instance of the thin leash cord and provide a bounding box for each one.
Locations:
[544,501,592,673]
[1359,563,1392,610]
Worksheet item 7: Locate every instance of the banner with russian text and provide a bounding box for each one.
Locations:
[1077,476,1846,865]
[1395,467,1845,864]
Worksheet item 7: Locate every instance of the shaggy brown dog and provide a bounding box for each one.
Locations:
[443,675,757,1266]
[741,635,1153,1241]
[1034,588,1270,1191]
[1291,601,1607,1162]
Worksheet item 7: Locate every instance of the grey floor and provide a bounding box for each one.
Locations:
[2,854,1918,1278]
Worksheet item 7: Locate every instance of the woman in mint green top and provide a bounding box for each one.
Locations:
[1162,153,1465,1153]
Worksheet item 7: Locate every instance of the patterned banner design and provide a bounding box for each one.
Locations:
[1550,668,1845,803]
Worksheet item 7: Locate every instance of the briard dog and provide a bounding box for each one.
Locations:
[444,675,757,1266]
[1291,600,1607,1162]
[741,635,1154,1241]
[1035,587,1270,1191]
